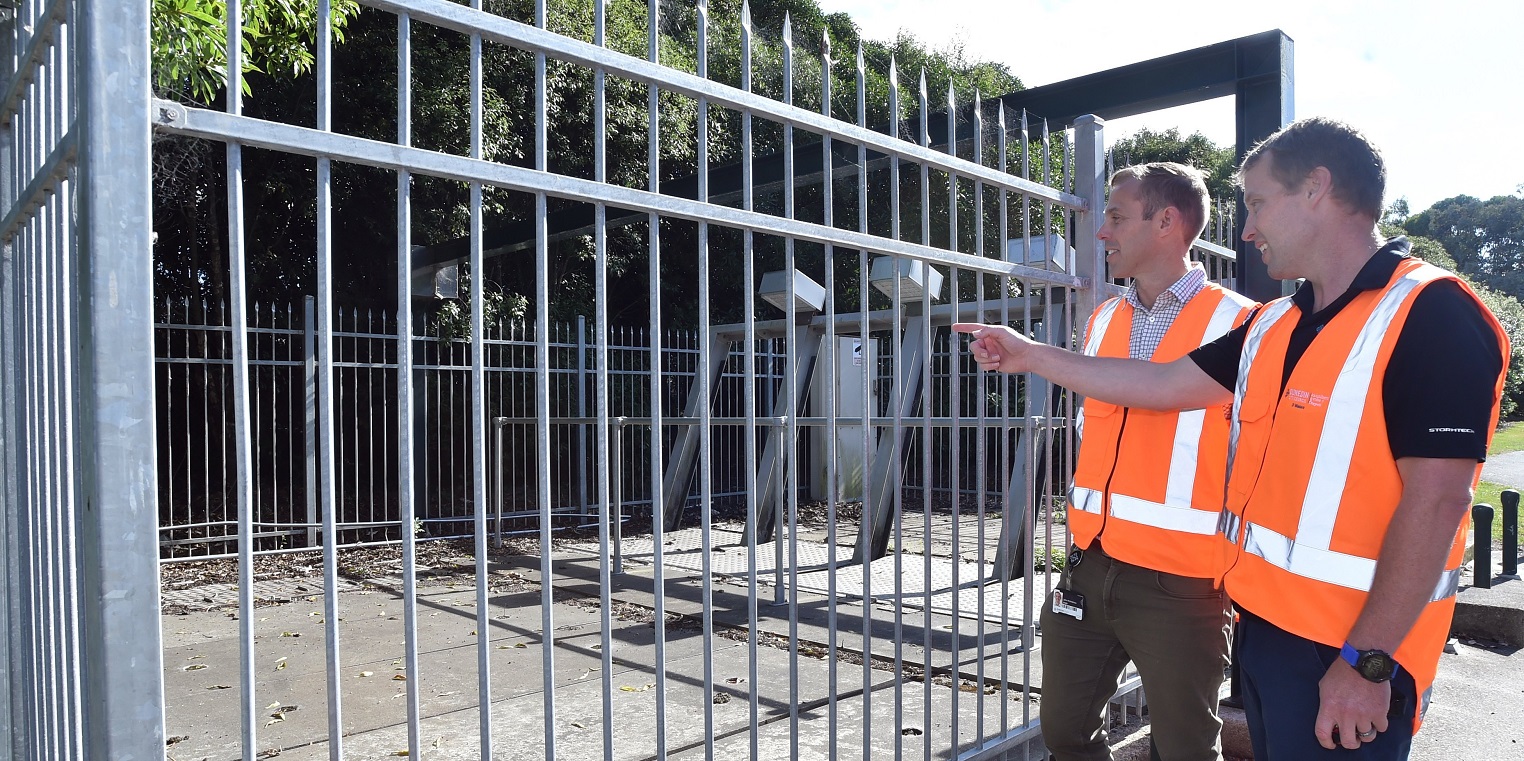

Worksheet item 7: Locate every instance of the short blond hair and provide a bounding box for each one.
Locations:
[1108,162,1210,242]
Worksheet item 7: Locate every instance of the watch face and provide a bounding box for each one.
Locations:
[1356,651,1396,682]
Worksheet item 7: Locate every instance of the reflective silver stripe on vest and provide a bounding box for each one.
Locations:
[1243,522,1377,590]
[1241,520,1462,601]
[1430,567,1462,603]
[1115,294,1249,536]
[1069,486,1103,515]
[1109,493,1222,534]
[1219,509,1242,544]
[1294,266,1446,549]
[1228,297,1298,477]
[1083,297,1124,357]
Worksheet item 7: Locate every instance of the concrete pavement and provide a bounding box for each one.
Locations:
[1481,449,1524,488]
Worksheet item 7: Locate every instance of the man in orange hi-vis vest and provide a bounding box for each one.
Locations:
[955,118,1509,761]
[1020,162,1255,761]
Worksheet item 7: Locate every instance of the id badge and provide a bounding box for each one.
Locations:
[1051,588,1086,620]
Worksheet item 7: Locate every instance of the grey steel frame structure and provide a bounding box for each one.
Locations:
[2,0,1241,759]
[0,0,164,759]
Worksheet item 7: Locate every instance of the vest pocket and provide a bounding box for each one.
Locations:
[1227,391,1275,504]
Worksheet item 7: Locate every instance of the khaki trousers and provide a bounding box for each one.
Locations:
[1038,543,1232,761]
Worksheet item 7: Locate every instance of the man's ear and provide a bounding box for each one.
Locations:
[1304,166,1333,205]
[1156,205,1179,238]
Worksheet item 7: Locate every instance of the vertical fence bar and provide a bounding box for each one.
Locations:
[41,47,65,758]
[854,42,874,758]
[997,102,1013,734]
[76,0,164,755]
[644,2,668,756]
[465,0,494,752]
[971,89,987,745]
[740,4,761,756]
[780,16,802,761]
[533,0,558,750]
[591,1,617,754]
[887,54,905,761]
[820,27,840,761]
[916,68,933,761]
[305,296,318,548]
[0,12,19,748]
[313,0,347,755]
[577,314,588,514]
[695,1,717,756]
[396,10,423,759]
[944,80,962,756]
[222,0,260,753]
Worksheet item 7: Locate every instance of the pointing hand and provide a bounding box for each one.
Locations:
[951,323,1040,374]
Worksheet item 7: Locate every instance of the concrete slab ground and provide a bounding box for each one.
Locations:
[165,505,1520,761]
[163,534,1053,760]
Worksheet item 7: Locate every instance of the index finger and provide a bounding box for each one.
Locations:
[950,323,987,335]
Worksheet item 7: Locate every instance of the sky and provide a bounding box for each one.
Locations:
[814,0,1523,215]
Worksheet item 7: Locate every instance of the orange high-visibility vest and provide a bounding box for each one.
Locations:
[1067,282,1255,577]
[1219,258,1509,730]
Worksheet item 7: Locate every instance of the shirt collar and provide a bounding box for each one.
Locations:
[1125,263,1207,311]
[1290,237,1413,313]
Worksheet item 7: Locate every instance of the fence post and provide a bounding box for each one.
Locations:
[1473,504,1494,590]
[76,0,166,755]
[305,295,318,548]
[1071,114,1106,320]
[1502,489,1519,579]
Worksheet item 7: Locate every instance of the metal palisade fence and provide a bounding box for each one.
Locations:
[0,0,1244,759]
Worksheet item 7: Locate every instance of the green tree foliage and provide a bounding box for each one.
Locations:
[152,0,361,103]
[152,0,1063,332]
[1106,127,1235,202]
[1404,192,1524,301]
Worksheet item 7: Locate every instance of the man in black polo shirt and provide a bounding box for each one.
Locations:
[954,117,1508,760]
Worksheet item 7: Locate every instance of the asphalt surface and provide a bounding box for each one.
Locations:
[1482,449,1524,489]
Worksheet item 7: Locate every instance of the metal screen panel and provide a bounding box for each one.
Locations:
[142,1,1117,759]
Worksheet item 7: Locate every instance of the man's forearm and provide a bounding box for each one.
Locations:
[1345,458,1475,654]
[1026,344,1230,411]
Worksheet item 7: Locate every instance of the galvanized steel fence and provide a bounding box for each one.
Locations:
[0,0,1241,758]
[0,0,163,759]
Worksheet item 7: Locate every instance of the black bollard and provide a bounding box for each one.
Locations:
[1473,504,1494,590]
[1503,490,1519,578]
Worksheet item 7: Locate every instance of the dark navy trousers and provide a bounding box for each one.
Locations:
[1237,609,1418,760]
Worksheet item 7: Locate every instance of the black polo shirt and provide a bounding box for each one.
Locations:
[1189,238,1503,461]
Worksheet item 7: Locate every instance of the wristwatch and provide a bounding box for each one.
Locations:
[1340,643,1399,683]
